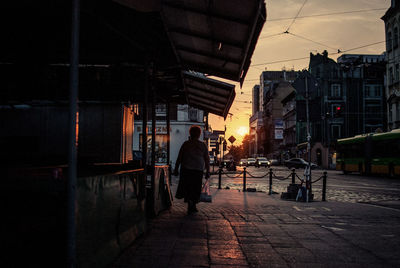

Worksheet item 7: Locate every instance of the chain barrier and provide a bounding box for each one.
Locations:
[246,171,269,179]
[222,171,244,178]
[212,167,327,201]
[295,173,303,182]
[311,175,324,184]
[272,173,292,181]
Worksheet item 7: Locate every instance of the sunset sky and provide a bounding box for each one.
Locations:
[209,0,390,145]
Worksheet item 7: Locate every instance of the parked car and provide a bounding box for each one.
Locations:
[269,159,279,166]
[255,157,270,167]
[239,158,248,166]
[247,158,256,166]
[222,159,230,167]
[284,158,318,169]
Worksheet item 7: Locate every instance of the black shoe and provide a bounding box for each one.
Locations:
[187,201,198,214]
[192,204,198,212]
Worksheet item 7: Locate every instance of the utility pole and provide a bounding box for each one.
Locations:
[305,73,312,202]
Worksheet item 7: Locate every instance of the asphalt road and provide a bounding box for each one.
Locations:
[206,165,400,207]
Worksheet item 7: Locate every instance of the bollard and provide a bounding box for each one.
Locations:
[243,167,247,192]
[218,167,222,189]
[269,168,273,195]
[291,169,296,184]
[322,171,327,201]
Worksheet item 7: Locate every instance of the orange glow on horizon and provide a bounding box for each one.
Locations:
[237,126,249,136]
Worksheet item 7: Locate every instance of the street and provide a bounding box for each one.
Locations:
[204,165,400,206]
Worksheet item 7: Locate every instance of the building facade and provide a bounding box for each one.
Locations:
[338,54,386,134]
[133,104,205,167]
[292,52,386,169]
[281,90,296,159]
[382,0,400,130]
[249,85,262,156]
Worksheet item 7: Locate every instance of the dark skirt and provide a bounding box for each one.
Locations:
[175,168,203,203]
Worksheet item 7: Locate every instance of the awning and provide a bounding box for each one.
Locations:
[182,71,235,119]
[162,0,266,85]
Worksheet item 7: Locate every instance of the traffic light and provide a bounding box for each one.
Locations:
[334,105,342,117]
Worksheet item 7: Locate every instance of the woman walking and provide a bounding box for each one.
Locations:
[173,125,210,214]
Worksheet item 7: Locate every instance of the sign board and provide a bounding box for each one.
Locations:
[204,130,212,139]
[213,130,225,135]
[274,119,283,129]
[275,129,283,139]
[137,125,169,134]
[208,133,219,140]
[228,135,236,144]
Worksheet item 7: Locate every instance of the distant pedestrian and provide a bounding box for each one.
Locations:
[174,125,210,214]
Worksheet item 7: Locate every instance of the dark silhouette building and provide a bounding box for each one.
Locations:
[291,51,386,169]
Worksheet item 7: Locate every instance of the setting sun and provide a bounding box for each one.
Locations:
[237,126,248,136]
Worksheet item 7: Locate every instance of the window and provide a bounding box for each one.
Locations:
[388,31,393,51]
[333,68,338,78]
[389,104,393,122]
[365,85,382,97]
[316,67,320,78]
[188,107,198,122]
[397,102,400,121]
[389,67,394,84]
[331,125,341,140]
[155,104,166,116]
[374,86,381,97]
[330,84,341,97]
[365,85,370,97]
[396,64,400,82]
[395,27,399,48]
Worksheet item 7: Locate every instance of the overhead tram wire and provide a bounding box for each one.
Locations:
[330,40,385,55]
[285,0,308,33]
[286,32,340,52]
[251,56,310,67]
[259,32,285,40]
[267,8,387,22]
[250,40,386,67]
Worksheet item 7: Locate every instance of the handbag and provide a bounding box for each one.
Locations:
[199,179,212,202]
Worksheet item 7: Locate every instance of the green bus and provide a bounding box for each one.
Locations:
[336,129,400,177]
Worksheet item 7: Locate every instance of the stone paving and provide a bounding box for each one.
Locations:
[113,186,400,268]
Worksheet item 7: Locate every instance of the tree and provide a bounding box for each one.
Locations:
[227,134,251,161]
[241,134,251,158]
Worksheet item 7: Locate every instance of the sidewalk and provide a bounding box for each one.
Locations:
[113,186,400,267]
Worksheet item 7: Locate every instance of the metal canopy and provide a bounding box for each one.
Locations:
[182,71,235,119]
[162,0,266,85]
[0,1,265,118]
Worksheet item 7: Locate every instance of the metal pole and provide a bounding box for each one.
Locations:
[151,85,156,195]
[219,137,222,168]
[166,102,171,185]
[322,171,327,201]
[305,74,312,202]
[67,0,80,266]
[292,168,295,184]
[243,167,247,192]
[269,168,273,195]
[142,61,149,174]
[218,167,222,189]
